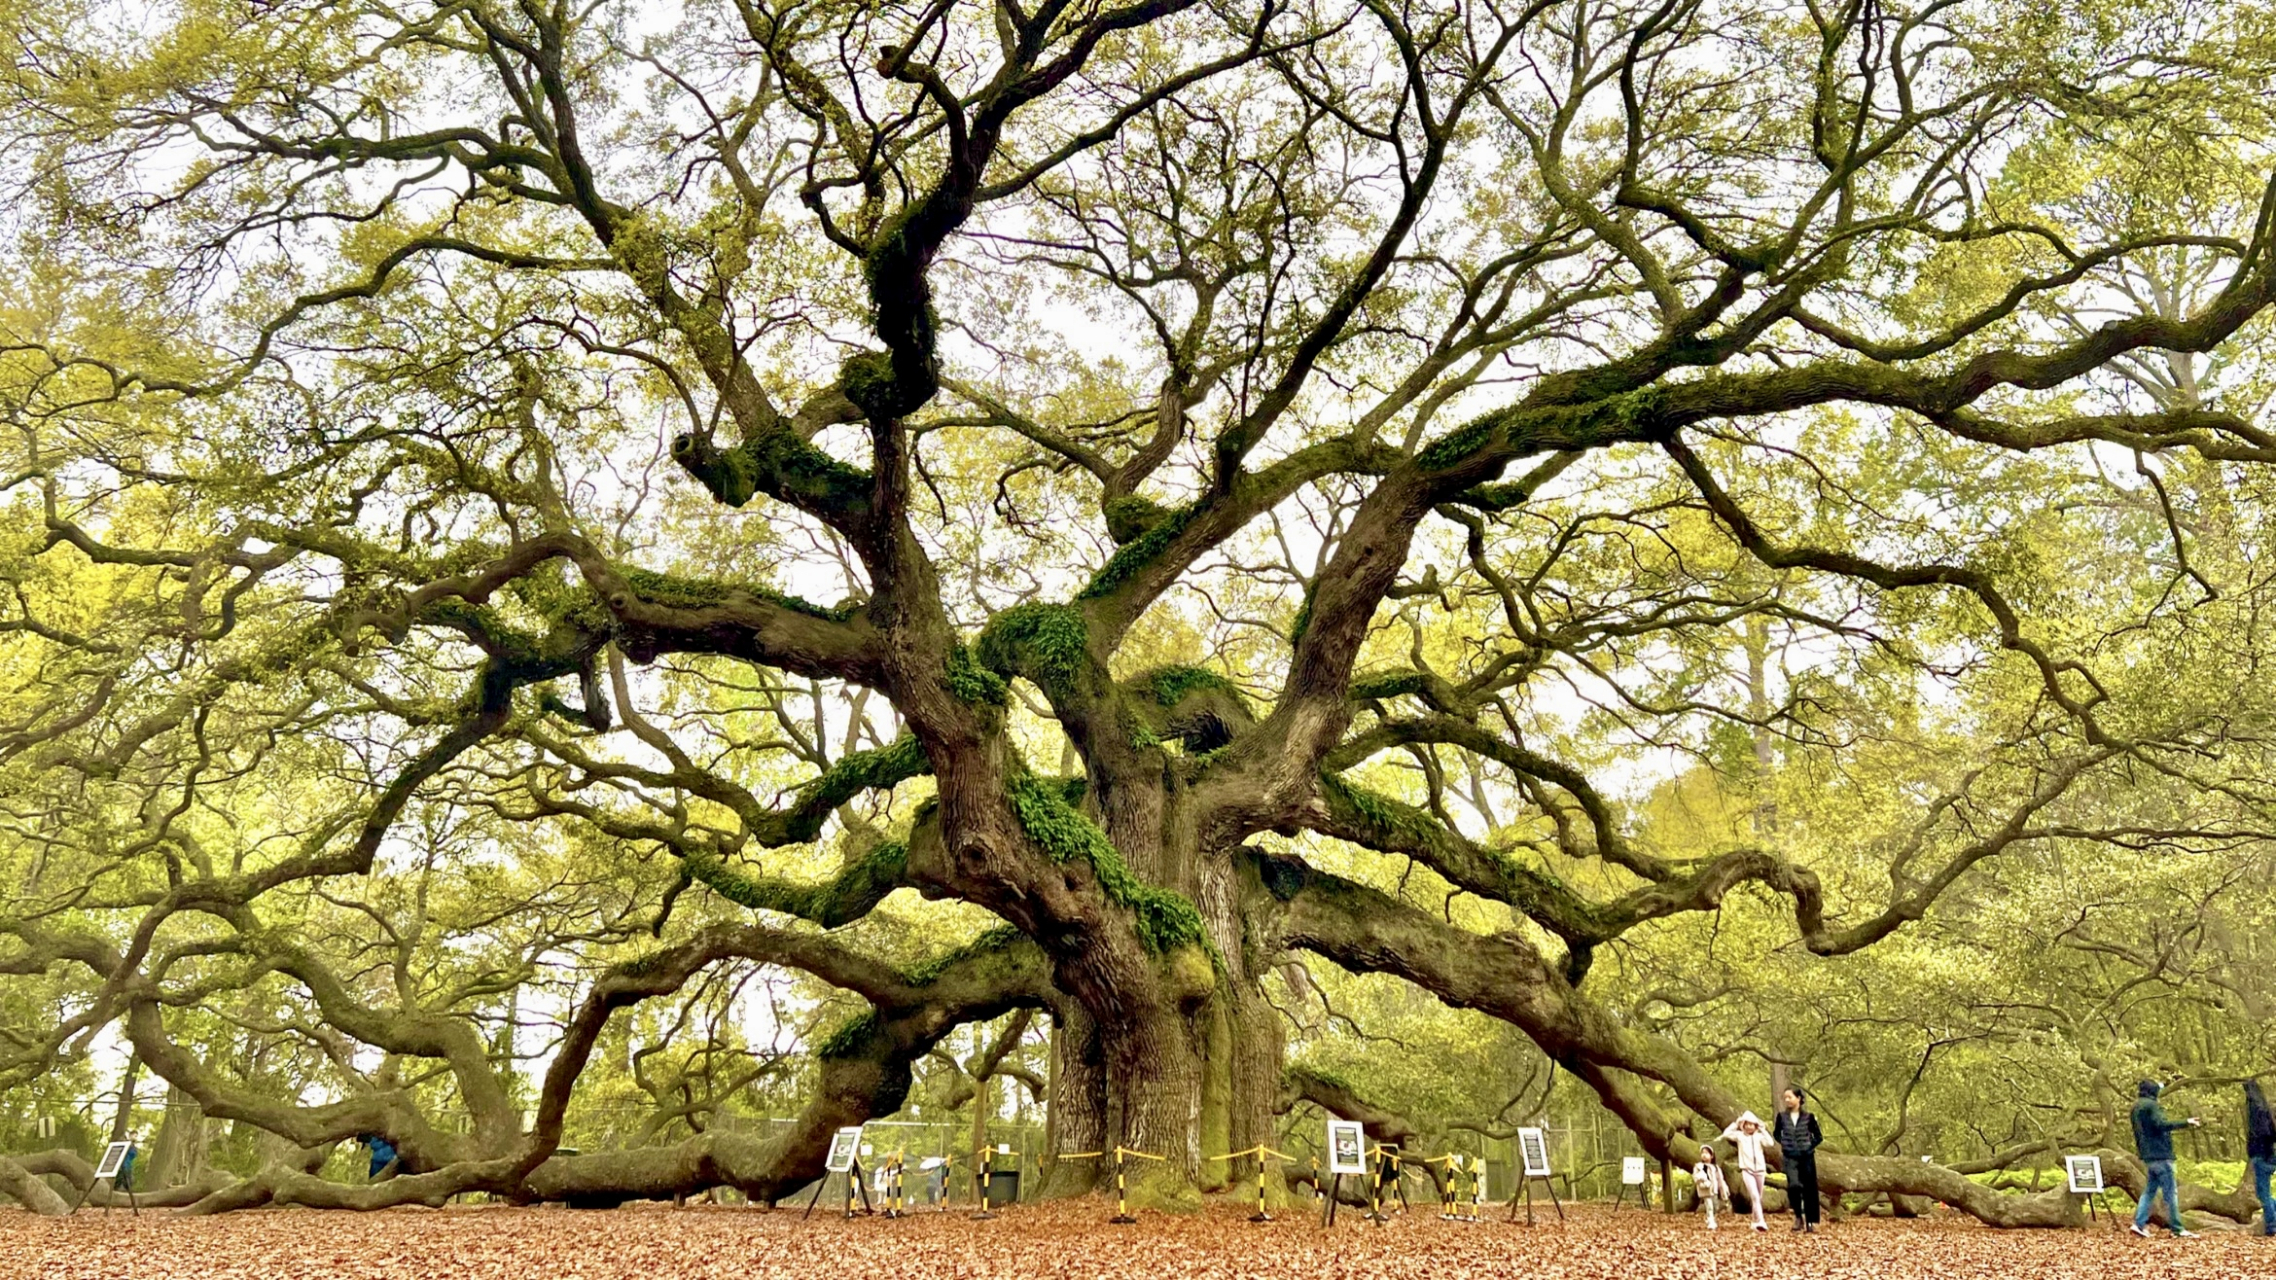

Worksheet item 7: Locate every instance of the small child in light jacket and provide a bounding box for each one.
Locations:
[1692,1145,1729,1229]
[1720,1111,1776,1231]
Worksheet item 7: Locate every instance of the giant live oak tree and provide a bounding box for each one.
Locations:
[5,0,2276,1223]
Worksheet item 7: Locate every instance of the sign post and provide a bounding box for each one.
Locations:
[1506,1126,1563,1226]
[2064,1155,2106,1224]
[803,1126,870,1221]
[1319,1120,1367,1227]
[1615,1156,1650,1211]
[70,1140,138,1217]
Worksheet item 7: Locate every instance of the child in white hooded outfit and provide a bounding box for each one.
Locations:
[1692,1144,1729,1229]
[1720,1111,1776,1231]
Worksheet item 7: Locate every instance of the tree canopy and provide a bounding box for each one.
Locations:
[2,0,2274,1223]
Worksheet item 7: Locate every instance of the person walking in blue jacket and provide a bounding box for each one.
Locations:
[2129,1080,2200,1238]
[2246,1080,2275,1238]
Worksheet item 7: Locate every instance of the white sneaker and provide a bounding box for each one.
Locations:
[2174,1229,2198,1238]
[2129,1223,2152,1238]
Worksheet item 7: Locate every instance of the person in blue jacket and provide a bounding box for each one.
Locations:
[2246,1080,2275,1238]
[358,1133,400,1182]
[2129,1080,2200,1238]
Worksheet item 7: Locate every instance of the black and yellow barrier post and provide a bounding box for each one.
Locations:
[1365,1145,1393,1224]
[1109,1145,1164,1224]
[1208,1146,1291,1222]
[1465,1154,1484,1221]
[1425,1154,1459,1219]
[971,1143,996,1220]
[884,1151,904,1218]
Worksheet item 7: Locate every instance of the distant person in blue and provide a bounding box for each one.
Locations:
[113,1138,138,1193]
[2246,1080,2275,1238]
[2128,1080,2200,1238]
[358,1133,400,1182]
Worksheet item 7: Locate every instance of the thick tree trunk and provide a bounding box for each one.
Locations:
[1223,983,1283,1188]
[968,1069,993,1167]
[1041,1010,1106,1195]
[1107,1007,1204,1208]
[1195,849,1284,1196]
[109,1054,142,1143]
[145,1083,201,1189]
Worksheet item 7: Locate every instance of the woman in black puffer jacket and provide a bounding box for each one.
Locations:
[1774,1087,1824,1232]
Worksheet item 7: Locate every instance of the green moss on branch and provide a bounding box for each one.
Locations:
[802,737,930,809]
[682,840,909,927]
[976,603,1090,699]
[1348,670,1428,701]
[1007,774,1207,954]
[903,925,1028,986]
[1076,499,1203,601]
[946,642,1010,706]
[1102,495,1173,545]
[621,567,854,622]
[1317,772,1445,850]
[669,425,873,516]
[1139,665,1237,707]
[816,1008,884,1059]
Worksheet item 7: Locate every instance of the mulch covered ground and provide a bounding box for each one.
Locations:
[3,1197,2266,1278]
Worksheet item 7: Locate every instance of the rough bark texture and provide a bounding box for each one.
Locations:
[0,1156,69,1216]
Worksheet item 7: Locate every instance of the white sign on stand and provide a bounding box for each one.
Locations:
[825,1126,863,1173]
[1507,1127,1564,1225]
[1517,1127,1552,1178]
[2064,1155,2103,1194]
[72,1140,140,1218]
[1621,1156,1647,1186]
[93,1142,131,1180]
[1326,1119,1367,1175]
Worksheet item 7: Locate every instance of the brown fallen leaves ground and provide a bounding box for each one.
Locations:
[3,1197,2267,1279]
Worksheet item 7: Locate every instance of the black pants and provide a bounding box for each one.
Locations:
[1787,1152,1820,1224]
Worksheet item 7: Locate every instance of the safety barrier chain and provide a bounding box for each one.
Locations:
[1210,1145,1293,1221]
